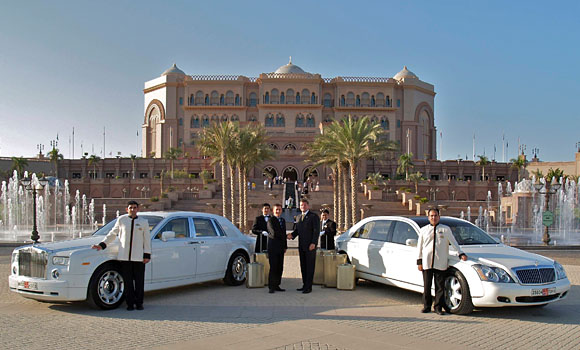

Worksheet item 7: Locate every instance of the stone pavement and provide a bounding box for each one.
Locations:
[1,251,579,350]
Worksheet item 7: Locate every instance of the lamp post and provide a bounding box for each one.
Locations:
[533,179,561,245]
[20,176,49,244]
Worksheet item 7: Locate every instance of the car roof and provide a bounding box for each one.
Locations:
[409,216,469,228]
[137,211,227,220]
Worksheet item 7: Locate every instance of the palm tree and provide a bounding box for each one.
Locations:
[476,155,490,181]
[130,154,138,179]
[397,153,414,180]
[408,171,423,194]
[546,168,565,183]
[323,115,397,226]
[510,155,529,181]
[198,121,237,220]
[88,155,101,178]
[164,147,183,179]
[11,156,28,177]
[531,169,544,180]
[48,147,64,178]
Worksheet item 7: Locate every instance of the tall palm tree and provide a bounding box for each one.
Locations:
[88,155,101,178]
[476,155,490,181]
[408,171,423,194]
[11,156,28,177]
[510,155,529,181]
[546,168,565,183]
[198,121,237,220]
[397,153,414,180]
[48,147,64,178]
[164,147,183,179]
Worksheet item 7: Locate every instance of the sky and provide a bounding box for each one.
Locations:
[0,0,578,162]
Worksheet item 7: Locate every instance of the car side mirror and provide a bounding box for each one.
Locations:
[161,231,176,242]
[406,239,417,247]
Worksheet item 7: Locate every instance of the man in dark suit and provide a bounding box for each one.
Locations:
[252,203,270,253]
[288,199,320,294]
[266,203,287,293]
[320,209,337,250]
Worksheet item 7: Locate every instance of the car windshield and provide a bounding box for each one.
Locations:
[93,215,164,236]
[410,217,498,245]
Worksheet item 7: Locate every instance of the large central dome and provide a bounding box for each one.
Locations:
[274,57,308,74]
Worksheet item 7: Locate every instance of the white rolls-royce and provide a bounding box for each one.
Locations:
[335,216,571,314]
[9,211,254,309]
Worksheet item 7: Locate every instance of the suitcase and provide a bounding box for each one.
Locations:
[246,262,264,288]
[337,263,356,290]
[254,252,270,286]
[323,252,347,288]
[313,249,326,285]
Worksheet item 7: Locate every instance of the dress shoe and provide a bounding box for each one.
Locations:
[302,288,312,294]
[296,287,305,291]
[421,307,430,313]
[269,289,275,294]
[136,304,144,310]
[275,287,285,292]
[126,305,135,311]
[435,308,446,315]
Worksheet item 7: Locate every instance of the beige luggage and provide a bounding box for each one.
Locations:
[337,263,356,290]
[313,249,326,285]
[246,262,264,288]
[323,252,347,288]
[254,252,270,285]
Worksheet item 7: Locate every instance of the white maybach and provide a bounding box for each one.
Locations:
[9,211,254,309]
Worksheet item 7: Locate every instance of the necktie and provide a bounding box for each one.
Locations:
[301,213,305,221]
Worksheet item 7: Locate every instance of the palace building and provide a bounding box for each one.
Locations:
[142,60,436,181]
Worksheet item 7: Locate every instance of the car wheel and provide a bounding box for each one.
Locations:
[443,270,473,315]
[223,251,248,286]
[87,263,125,310]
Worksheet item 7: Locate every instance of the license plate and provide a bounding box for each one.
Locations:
[18,281,38,290]
[531,287,555,296]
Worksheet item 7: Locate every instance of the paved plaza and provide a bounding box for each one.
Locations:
[1,247,579,350]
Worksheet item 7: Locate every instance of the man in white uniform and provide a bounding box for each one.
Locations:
[417,208,467,315]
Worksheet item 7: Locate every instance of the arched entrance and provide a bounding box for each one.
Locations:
[282,166,298,182]
[263,166,278,180]
[303,167,319,181]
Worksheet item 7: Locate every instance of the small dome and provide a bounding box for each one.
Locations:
[162,63,185,76]
[274,57,308,74]
[393,66,418,80]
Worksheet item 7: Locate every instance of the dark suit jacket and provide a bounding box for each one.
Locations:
[291,211,320,252]
[267,216,287,253]
[252,215,269,252]
[320,219,337,250]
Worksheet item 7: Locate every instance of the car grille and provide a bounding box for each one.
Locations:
[514,267,555,284]
[18,247,48,279]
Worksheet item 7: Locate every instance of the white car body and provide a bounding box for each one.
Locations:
[9,211,254,309]
[336,216,571,314]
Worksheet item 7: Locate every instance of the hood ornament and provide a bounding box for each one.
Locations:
[534,260,539,267]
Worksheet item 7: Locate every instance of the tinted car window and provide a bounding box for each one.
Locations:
[94,215,163,236]
[410,217,497,245]
[193,218,219,237]
[367,220,392,241]
[390,221,417,245]
[156,218,190,239]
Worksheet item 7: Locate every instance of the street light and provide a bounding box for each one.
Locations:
[533,179,561,245]
[20,176,49,244]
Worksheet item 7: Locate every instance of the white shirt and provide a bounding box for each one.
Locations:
[100,215,151,262]
[417,223,464,270]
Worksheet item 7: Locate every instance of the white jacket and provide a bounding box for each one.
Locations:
[99,215,151,262]
[417,223,464,270]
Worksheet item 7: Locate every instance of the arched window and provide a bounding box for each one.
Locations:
[204,94,209,105]
[189,94,194,105]
[286,89,295,104]
[323,93,332,107]
[269,143,279,150]
[196,91,204,106]
[271,89,279,104]
[178,118,183,126]
[346,92,355,106]
[219,94,224,105]
[381,117,389,130]
[361,92,370,107]
[276,113,285,127]
[311,92,316,104]
[265,113,274,127]
[340,95,345,106]
[386,95,391,107]
[210,91,219,105]
[376,93,385,107]
[226,91,234,105]
[235,94,240,106]
[211,114,219,123]
[284,143,297,150]
[296,92,301,104]
[371,95,375,107]
[202,115,210,127]
[295,113,305,127]
[264,92,270,104]
[370,115,378,124]
[356,95,361,107]
[248,114,257,122]
[306,114,315,127]
[280,92,285,104]
[191,116,200,128]
[221,115,228,122]
[301,89,310,104]
[231,114,239,122]
[249,92,258,106]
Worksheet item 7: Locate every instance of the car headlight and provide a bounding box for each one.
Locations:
[554,262,567,280]
[472,264,513,283]
[52,256,70,266]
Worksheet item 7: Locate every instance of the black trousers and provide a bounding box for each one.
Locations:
[422,269,446,309]
[298,249,316,290]
[268,250,285,289]
[121,261,145,307]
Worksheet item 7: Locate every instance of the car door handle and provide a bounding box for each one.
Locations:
[188,241,205,244]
